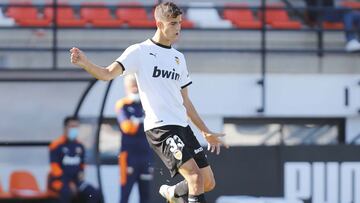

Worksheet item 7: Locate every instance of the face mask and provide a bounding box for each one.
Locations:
[129,93,140,102]
[67,127,79,141]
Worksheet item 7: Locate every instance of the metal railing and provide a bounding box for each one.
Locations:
[0,1,358,68]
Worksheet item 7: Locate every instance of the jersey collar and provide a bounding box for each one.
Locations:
[150,39,172,49]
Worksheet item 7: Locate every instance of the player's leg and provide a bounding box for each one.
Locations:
[120,178,136,203]
[171,165,214,194]
[137,162,153,203]
[200,166,215,192]
[168,126,214,202]
[119,151,136,203]
[159,180,188,203]
[178,159,207,203]
[173,180,188,198]
[48,178,72,203]
[58,182,72,203]
[146,125,208,202]
[77,182,101,203]
[163,165,214,202]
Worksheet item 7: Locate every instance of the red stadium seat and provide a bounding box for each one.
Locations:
[6,3,51,27]
[342,1,360,9]
[9,170,49,199]
[322,22,344,29]
[116,3,156,28]
[44,5,87,27]
[0,179,12,199]
[258,3,302,29]
[181,19,194,28]
[80,3,124,28]
[321,1,357,30]
[223,4,262,29]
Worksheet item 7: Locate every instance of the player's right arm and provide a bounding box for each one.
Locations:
[49,140,64,191]
[115,99,140,135]
[70,47,123,81]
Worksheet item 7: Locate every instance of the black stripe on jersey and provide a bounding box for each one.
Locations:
[150,39,171,49]
[181,81,192,89]
[116,61,125,72]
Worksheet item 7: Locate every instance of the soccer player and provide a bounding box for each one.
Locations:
[115,75,153,203]
[48,117,101,203]
[70,2,228,203]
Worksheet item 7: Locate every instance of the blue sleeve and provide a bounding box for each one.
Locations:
[50,146,61,164]
[116,107,131,123]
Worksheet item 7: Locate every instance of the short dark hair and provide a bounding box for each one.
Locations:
[63,116,78,127]
[154,2,182,20]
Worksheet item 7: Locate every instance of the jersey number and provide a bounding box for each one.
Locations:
[166,135,185,153]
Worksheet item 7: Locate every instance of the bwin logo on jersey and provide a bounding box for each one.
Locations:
[152,66,180,80]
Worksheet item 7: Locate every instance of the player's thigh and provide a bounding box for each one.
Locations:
[200,165,216,191]
[178,158,202,181]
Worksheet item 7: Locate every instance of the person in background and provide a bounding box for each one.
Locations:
[115,74,153,203]
[305,0,360,52]
[48,117,101,203]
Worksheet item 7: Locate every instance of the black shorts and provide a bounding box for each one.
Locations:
[145,125,209,177]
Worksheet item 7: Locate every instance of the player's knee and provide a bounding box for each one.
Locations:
[204,177,216,192]
[187,168,203,187]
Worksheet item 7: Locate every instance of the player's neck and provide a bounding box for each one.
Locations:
[152,31,172,47]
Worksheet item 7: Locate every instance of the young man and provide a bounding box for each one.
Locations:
[115,75,153,203]
[70,2,228,203]
[48,117,101,203]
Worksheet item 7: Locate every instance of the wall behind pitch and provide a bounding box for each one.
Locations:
[78,74,360,118]
[150,146,360,203]
[78,73,360,142]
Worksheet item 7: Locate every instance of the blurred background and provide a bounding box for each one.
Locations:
[0,0,360,202]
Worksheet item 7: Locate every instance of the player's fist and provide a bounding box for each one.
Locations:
[130,116,143,125]
[70,47,87,66]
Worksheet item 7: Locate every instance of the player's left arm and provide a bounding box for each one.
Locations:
[181,87,228,154]
[115,101,140,135]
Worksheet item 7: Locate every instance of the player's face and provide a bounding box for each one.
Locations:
[65,120,79,135]
[161,15,182,43]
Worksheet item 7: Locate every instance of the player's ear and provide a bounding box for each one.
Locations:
[156,20,163,29]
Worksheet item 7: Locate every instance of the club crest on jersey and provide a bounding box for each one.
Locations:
[76,147,82,154]
[175,56,180,65]
[62,147,69,154]
[173,149,183,160]
[152,66,180,81]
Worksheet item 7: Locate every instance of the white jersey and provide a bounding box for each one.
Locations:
[116,39,192,131]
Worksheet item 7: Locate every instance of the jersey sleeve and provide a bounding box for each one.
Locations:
[180,56,192,89]
[49,145,63,178]
[117,106,131,123]
[115,100,131,122]
[115,100,140,135]
[116,44,141,75]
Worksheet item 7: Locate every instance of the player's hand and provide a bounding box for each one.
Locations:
[78,172,85,181]
[70,47,87,67]
[203,132,229,155]
[69,182,78,194]
[130,116,143,124]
